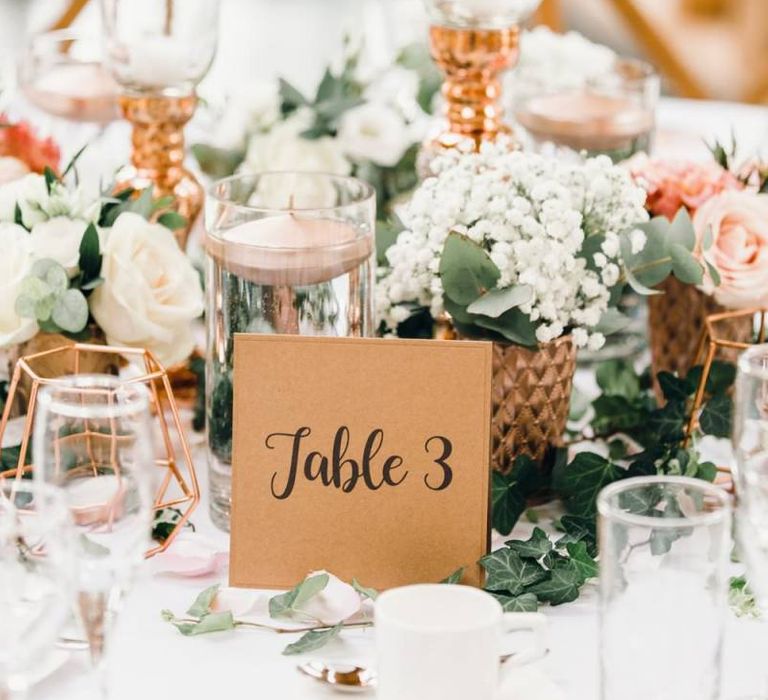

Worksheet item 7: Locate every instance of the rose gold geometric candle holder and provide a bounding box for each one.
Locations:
[0,342,199,557]
[115,93,203,250]
[427,24,520,151]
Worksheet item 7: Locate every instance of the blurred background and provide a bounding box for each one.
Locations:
[2,0,767,103]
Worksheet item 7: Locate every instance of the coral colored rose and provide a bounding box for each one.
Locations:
[693,190,768,309]
[628,155,740,220]
[0,114,60,174]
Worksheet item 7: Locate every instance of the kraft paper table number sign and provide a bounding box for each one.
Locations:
[229,335,492,589]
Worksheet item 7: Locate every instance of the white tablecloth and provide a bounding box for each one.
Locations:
[20,96,768,699]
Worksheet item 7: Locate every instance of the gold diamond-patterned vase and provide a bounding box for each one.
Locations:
[491,335,576,473]
[648,277,753,385]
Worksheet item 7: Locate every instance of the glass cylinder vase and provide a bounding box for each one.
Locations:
[204,173,376,530]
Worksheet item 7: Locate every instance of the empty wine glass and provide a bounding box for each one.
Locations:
[0,480,75,700]
[32,375,156,699]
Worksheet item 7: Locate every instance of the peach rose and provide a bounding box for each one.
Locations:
[628,155,740,220]
[693,190,768,309]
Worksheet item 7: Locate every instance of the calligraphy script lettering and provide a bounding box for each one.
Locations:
[266,427,453,499]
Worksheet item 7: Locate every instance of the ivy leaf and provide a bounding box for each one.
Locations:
[489,592,539,612]
[565,541,598,581]
[699,395,732,437]
[186,584,221,617]
[648,400,686,441]
[526,559,584,606]
[596,360,640,398]
[351,579,378,600]
[171,611,236,636]
[480,549,548,596]
[491,456,542,535]
[282,624,342,656]
[439,231,500,305]
[657,372,694,402]
[505,527,553,561]
[466,285,533,318]
[553,452,625,518]
[440,568,465,584]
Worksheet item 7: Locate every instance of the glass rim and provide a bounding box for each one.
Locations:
[206,171,377,216]
[36,374,150,420]
[738,344,768,381]
[597,475,731,529]
[25,27,103,46]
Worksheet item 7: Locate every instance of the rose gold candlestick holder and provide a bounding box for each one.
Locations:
[428,24,519,151]
[115,92,203,249]
[0,342,200,557]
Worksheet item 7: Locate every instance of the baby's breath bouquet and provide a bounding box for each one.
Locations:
[377,140,707,351]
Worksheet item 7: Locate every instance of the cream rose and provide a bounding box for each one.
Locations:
[90,213,203,366]
[694,190,768,309]
[30,217,89,274]
[338,102,412,167]
[0,222,38,347]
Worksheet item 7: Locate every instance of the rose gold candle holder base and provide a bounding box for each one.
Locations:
[0,342,200,558]
[116,92,203,249]
[427,24,519,153]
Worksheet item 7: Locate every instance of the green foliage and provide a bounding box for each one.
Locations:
[492,456,545,535]
[191,144,245,179]
[268,572,330,619]
[351,579,378,600]
[440,568,465,584]
[152,507,195,543]
[729,575,760,618]
[282,624,342,655]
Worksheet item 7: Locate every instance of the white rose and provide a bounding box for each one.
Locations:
[0,223,38,347]
[29,217,88,274]
[90,213,203,366]
[212,82,281,149]
[0,157,29,185]
[241,109,351,208]
[0,173,99,228]
[338,102,412,168]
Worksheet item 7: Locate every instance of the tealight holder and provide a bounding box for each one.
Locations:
[422,0,541,154]
[101,0,220,248]
[0,343,199,557]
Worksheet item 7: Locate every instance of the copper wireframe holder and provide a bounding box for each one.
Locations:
[0,342,200,557]
[684,308,768,448]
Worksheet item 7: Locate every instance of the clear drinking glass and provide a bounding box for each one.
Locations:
[205,172,376,530]
[515,57,660,162]
[0,481,75,700]
[32,376,155,699]
[598,476,732,700]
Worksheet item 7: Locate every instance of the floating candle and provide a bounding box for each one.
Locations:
[207,215,373,287]
[66,474,125,527]
[24,63,119,124]
[516,92,654,153]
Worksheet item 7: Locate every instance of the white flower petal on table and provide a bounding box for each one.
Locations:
[296,570,363,626]
[151,532,228,577]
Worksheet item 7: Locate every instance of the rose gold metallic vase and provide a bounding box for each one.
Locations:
[490,335,576,472]
[116,93,203,249]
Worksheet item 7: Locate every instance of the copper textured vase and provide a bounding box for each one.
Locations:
[491,335,576,473]
[648,277,753,383]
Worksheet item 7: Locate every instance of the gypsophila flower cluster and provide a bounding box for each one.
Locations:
[377,140,649,350]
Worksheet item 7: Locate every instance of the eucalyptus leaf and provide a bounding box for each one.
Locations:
[475,308,537,347]
[31,259,68,293]
[51,289,89,333]
[351,579,378,600]
[466,285,533,318]
[669,243,703,285]
[126,187,154,219]
[158,211,187,230]
[282,624,342,656]
[173,611,236,636]
[186,584,221,618]
[705,260,722,287]
[269,573,329,618]
[594,308,631,335]
[439,231,500,305]
[667,207,696,250]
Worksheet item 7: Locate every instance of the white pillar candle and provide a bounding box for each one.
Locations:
[128,35,189,88]
[207,215,373,287]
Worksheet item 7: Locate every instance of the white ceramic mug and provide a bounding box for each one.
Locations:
[375,584,548,700]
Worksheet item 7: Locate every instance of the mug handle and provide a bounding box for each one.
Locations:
[500,612,548,667]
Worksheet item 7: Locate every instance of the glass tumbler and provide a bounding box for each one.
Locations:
[205,172,376,530]
[598,476,731,700]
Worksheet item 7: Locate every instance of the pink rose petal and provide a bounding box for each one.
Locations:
[297,570,363,625]
[152,533,229,577]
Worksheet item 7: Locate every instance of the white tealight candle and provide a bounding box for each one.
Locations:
[208,215,372,287]
[128,35,189,89]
